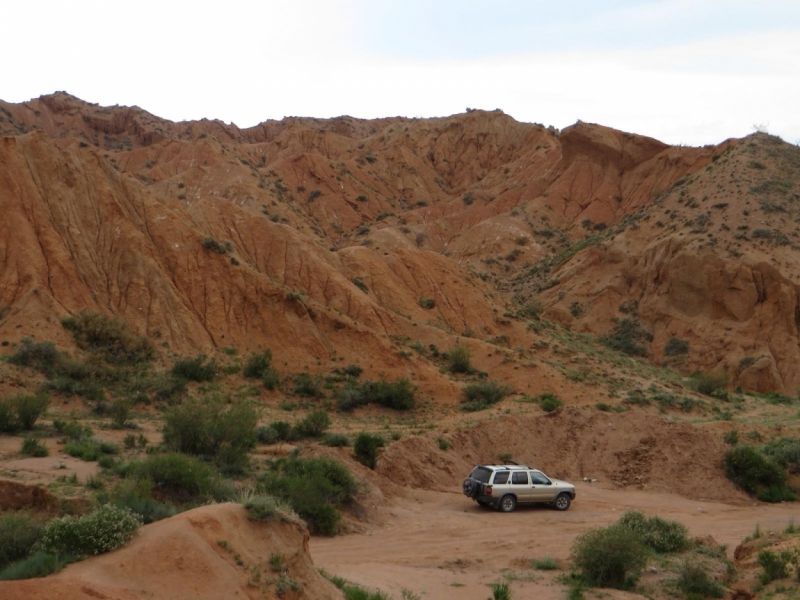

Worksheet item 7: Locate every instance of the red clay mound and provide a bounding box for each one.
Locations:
[378,408,748,503]
[0,503,342,600]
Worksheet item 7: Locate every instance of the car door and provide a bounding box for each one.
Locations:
[510,470,531,502]
[528,470,556,502]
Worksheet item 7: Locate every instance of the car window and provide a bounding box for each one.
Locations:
[471,467,492,483]
[529,471,550,484]
[511,472,528,485]
[492,471,509,484]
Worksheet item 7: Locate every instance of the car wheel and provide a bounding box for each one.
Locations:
[462,478,477,498]
[553,493,571,511]
[498,495,517,513]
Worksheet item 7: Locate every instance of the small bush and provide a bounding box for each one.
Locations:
[664,337,690,356]
[0,394,50,433]
[294,410,331,438]
[8,338,62,377]
[21,437,49,457]
[723,430,739,446]
[202,237,227,253]
[163,396,259,472]
[258,457,356,535]
[490,582,511,600]
[724,445,788,495]
[135,453,218,504]
[36,504,141,556]
[65,438,118,462]
[676,561,724,598]
[0,514,44,569]
[292,372,323,398]
[172,355,217,382]
[757,485,797,503]
[571,524,648,589]
[617,511,690,553]
[600,318,651,357]
[460,380,512,411]
[690,372,728,396]
[256,425,280,445]
[323,432,350,447]
[520,299,543,319]
[107,487,177,524]
[244,495,295,522]
[62,311,153,364]
[758,550,791,583]
[243,350,273,379]
[538,393,563,413]
[532,557,559,570]
[109,397,132,429]
[447,345,473,374]
[354,432,385,469]
[0,552,70,581]
[337,378,415,412]
[418,297,435,309]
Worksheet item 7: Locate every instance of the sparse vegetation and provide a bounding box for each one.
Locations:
[689,371,728,396]
[676,561,724,598]
[447,345,473,374]
[664,337,690,356]
[354,432,385,469]
[600,318,652,357]
[172,355,217,382]
[460,380,513,411]
[62,311,153,364]
[337,378,415,412]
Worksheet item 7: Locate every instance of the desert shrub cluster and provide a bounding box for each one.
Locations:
[0,394,49,433]
[460,380,513,412]
[337,379,415,412]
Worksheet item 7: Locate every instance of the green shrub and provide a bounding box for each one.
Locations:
[600,318,651,357]
[758,550,791,583]
[571,524,648,589]
[64,438,118,462]
[538,393,563,413]
[323,433,350,447]
[243,350,273,379]
[520,299,543,319]
[36,504,141,556]
[676,561,724,598]
[172,355,217,382]
[418,297,435,309]
[62,311,153,364]
[337,378,415,412]
[664,337,690,356]
[243,495,295,522]
[617,511,690,553]
[532,557,559,570]
[724,445,788,495]
[109,489,177,524]
[690,371,728,396]
[723,430,739,446]
[292,372,323,398]
[258,457,356,535]
[261,367,282,390]
[14,394,50,429]
[762,437,800,471]
[162,396,259,472]
[0,552,70,581]
[8,338,62,377]
[294,410,331,438]
[0,514,44,569]
[460,380,513,411]
[256,425,279,444]
[0,400,18,433]
[202,237,227,253]
[757,485,797,503]
[21,437,49,457]
[134,453,218,503]
[109,397,132,429]
[447,345,473,374]
[354,432,385,469]
[54,419,92,441]
[270,421,294,442]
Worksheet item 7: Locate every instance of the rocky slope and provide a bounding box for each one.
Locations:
[1,92,799,394]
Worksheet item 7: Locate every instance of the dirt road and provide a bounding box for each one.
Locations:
[312,483,800,599]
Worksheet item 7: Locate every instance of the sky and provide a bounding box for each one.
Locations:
[2,0,798,146]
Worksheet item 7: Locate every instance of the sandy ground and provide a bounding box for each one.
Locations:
[312,483,800,600]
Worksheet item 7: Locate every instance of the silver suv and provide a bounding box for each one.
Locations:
[462,464,576,512]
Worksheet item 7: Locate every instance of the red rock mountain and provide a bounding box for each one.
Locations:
[1,92,799,396]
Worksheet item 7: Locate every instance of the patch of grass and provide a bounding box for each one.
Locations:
[490,582,512,600]
[447,345,473,374]
[21,437,49,457]
[244,495,296,522]
[758,550,791,584]
[354,432,385,469]
[538,393,563,413]
[532,557,559,570]
[322,432,350,447]
[258,456,357,535]
[437,437,451,451]
[0,552,72,581]
[64,438,118,462]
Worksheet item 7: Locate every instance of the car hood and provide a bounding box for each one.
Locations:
[550,479,575,488]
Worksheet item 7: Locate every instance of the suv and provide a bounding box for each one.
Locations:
[462,464,576,512]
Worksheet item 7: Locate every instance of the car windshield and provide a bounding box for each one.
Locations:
[470,466,492,483]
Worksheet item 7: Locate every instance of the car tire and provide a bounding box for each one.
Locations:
[498,495,517,513]
[553,493,571,511]
[462,478,478,498]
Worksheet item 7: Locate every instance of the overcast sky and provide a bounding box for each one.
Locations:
[3,0,798,146]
